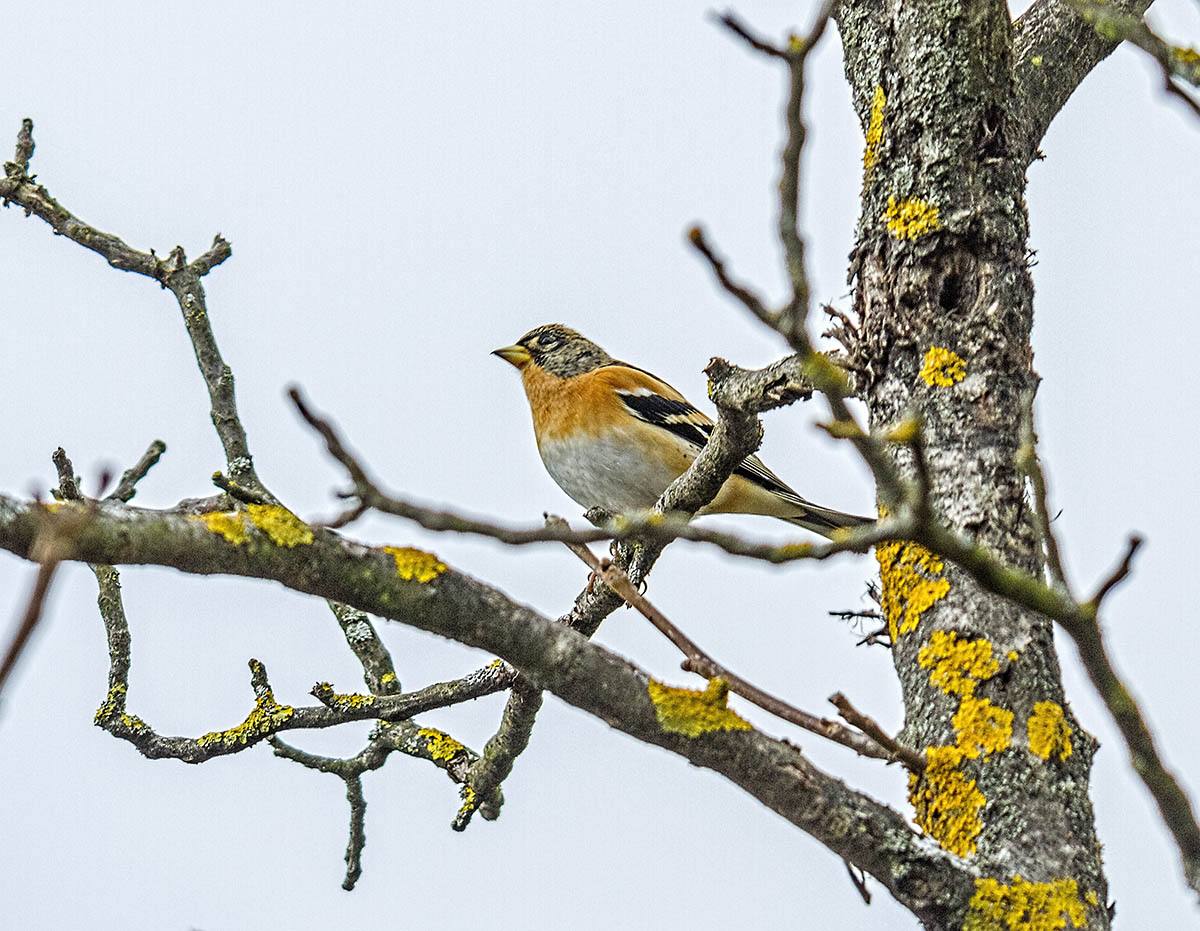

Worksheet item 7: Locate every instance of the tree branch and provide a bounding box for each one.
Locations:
[0,120,261,495]
[1012,0,1157,159]
[553,520,922,769]
[0,494,972,922]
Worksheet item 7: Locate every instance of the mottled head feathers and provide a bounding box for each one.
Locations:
[493,324,615,378]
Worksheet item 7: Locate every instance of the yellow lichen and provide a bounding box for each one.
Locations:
[196,510,252,545]
[196,691,294,749]
[863,84,887,174]
[963,875,1089,931]
[920,346,967,387]
[910,745,986,858]
[458,786,478,819]
[1028,701,1073,762]
[419,727,466,762]
[647,678,753,738]
[118,713,150,733]
[884,196,941,240]
[876,541,951,640]
[954,696,1013,759]
[325,691,378,713]
[910,631,1013,858]
[919,630,999,698]
[1007,650,1019,663]
[380,671,398,685]
[1085,890,1099,907]
[1031,55,1043,66]
[383,546,447,583]
[93,682,127,723]
[94,684,150,733]
[1173,46,1200,70]
[246,503,313,547]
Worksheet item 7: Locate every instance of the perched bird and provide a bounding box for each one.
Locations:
[492,324,871,538]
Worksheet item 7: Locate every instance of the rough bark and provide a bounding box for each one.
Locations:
[834,0,1139,926]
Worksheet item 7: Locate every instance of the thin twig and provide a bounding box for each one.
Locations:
[687,227,780,330]
[0,121,255,496]
[1018,393,1070,595]
[1068,1,1200,118]
[554,521,920,768]
[1082,536,1143,616]
[0,448,91,696]
[713,11,789,59]
[829,692,923,770]
[844,859,872,905]
[106,440,167,503]
[342,774,367,891]
[51,447,80,501]
[0,535,64,696]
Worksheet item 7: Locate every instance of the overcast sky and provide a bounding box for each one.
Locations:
[3,2,1198,928]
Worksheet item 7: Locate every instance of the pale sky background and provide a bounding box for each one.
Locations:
[2,2,1198,928]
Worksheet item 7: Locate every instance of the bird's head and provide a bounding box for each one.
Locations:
[492,324,614,378]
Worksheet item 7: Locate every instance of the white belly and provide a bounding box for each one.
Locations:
[538,432,690,512]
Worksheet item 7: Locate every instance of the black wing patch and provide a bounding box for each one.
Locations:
[617,390,800,500]
[618,391,712,449]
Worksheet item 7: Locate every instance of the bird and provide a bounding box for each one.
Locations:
[492,324,872,538]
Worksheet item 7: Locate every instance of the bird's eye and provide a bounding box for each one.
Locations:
[539,337,560,351]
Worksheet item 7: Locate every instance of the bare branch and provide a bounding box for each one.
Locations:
[0,121,260,497]
[687,226,780,330]
[342,773,367,890]
[710,3,836,347]
[1012,0,1157,159]
[829,692,923,771]
[453,678,543,830]
[1017,394,1071,596]
[553,520,921,769]
[0,530,65,696]
[1067,1,1200,118]
[1083,536,1143,616]
[106,440,167,503]
[0,494,971,916]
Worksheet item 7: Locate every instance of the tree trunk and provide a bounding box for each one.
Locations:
[838,1,1111,926]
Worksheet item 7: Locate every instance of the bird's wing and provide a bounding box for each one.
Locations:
[602,364,805,505]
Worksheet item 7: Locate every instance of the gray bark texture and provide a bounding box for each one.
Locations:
[833,0,1157,927]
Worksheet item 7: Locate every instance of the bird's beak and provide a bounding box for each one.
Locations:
[491,344,531,368]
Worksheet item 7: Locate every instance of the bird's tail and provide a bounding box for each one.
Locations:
[782,504,874,540]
